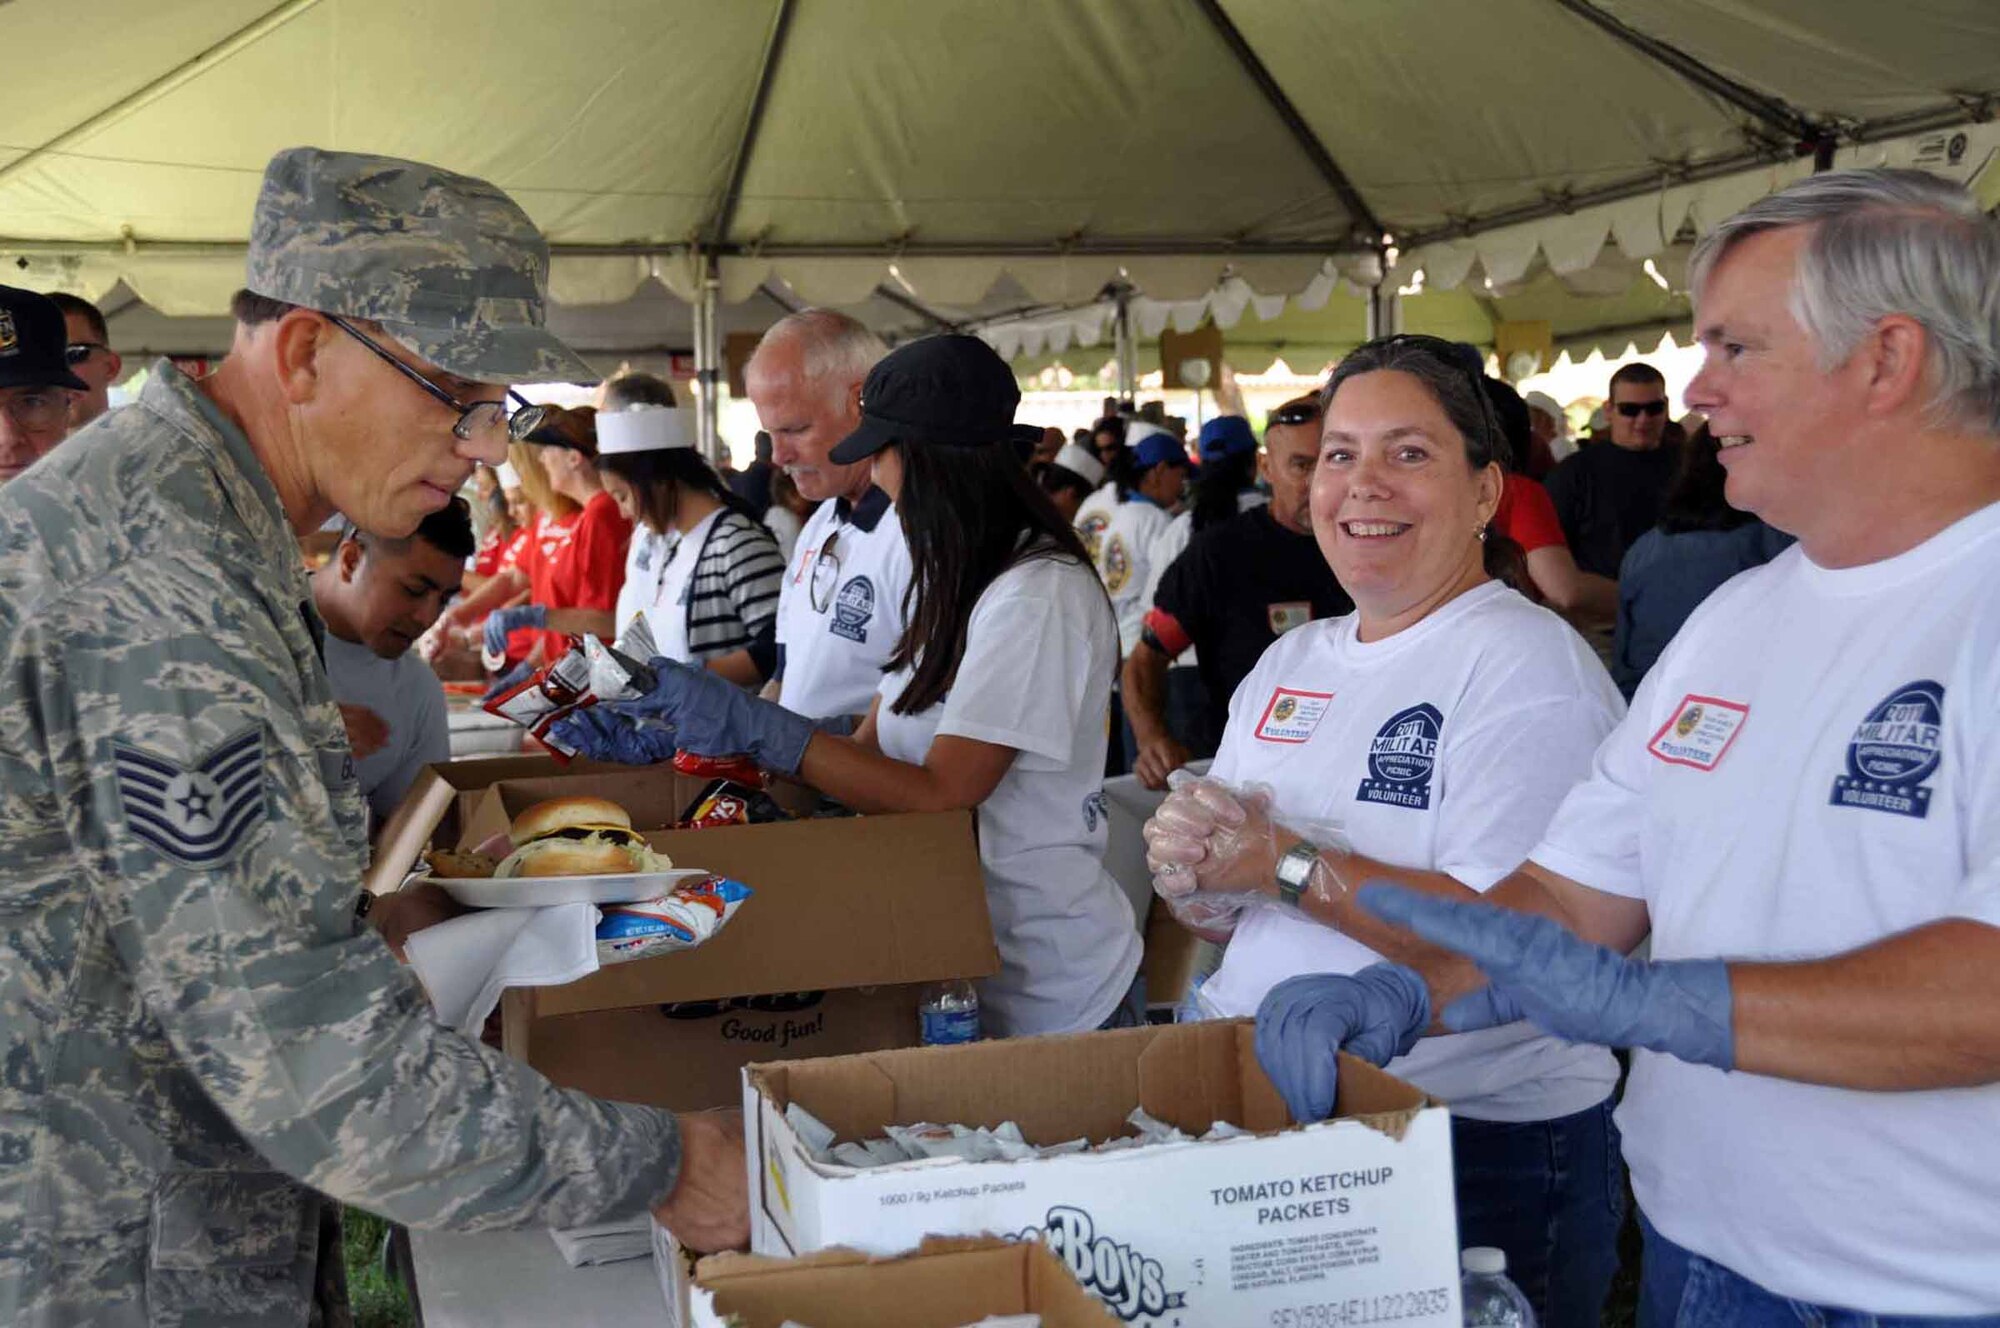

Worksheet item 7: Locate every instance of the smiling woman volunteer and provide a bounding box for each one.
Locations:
[555,335,1143,1038]
[1140,336,1627,1328]
[436,406,632,680]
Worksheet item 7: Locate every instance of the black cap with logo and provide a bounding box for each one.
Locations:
[0,285,90,392]
[831,333,1042,464]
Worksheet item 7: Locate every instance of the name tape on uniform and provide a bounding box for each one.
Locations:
[1255,687,1334,744]
[1647,694,1749,771]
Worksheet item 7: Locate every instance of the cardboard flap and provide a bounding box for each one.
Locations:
[694,1236,1120,1327]
[363,753,605,895]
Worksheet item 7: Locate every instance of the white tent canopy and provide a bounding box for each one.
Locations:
[4,0,1996,367]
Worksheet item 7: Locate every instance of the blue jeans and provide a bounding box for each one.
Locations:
[1097,974,1148,1029]
[1451,1099,1625,1328]
[1640,1210,2000,1327]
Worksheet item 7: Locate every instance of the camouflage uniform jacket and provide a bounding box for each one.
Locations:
[0,363,680,1327]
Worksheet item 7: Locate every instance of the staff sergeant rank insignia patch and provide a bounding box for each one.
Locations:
[114,725,270,866]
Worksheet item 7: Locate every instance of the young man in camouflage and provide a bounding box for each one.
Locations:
[0,147,743,1328]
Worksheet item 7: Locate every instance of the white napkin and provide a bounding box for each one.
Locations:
[548,1216,654,1268]
[406,903,601,1037]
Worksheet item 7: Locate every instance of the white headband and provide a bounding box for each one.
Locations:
[1053,442,1106,487]
[494,461,519,487]
[596,404,694,455]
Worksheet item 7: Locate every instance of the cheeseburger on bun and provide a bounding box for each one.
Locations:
[496,796,673,878]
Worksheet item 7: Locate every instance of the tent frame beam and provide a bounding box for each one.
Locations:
[1188,0,1385,245]
[870,284,959,335]
[705,0,797,249]
[1548,0,1819,147]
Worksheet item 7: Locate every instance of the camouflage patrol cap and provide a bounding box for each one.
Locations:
[245,146,595,386]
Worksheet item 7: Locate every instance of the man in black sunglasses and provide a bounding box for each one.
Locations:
[1544,360,1680,578]
[48,292,122,429]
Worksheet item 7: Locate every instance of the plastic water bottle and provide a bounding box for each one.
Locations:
[1461,1247,1536,1327]
[918,979,980,1045]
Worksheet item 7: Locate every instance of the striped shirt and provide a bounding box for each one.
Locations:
[678,509,785,661]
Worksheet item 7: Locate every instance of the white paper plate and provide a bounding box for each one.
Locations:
[429,869,714,909]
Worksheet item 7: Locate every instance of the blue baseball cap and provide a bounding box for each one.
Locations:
[1197,415,1256,463]
[1126,421,1191,471]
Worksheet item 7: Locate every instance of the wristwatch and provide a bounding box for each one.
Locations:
[1275,841,1320,909]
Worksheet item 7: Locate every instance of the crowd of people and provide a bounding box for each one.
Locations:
[0,145,1996,1328]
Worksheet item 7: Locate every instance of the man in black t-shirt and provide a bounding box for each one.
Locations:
[1544,361,1680,577]
[1122,395,1352,788]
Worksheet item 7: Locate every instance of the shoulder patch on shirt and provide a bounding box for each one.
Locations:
[1078,512,1109,561]
[114,725,269,867]
[1102,534,1131,592]
[1356,703,1442,810]
[1647,694,1749,770]
[1829,678,1943,819]
[1254,687,1333,744]
[830,574,875,642]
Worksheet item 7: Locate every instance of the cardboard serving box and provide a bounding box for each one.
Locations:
[674,1236,1121,1328]
[448,771,999,1111]
[743,1022,1461,1328]
[364,752,606,895]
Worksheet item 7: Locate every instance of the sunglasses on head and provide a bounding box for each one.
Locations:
[1615,400,1669,419]
[1267,401,1322,428]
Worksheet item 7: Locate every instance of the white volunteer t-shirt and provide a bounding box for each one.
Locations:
[1202,580,1624,1123]
[1095,497,1175,656]
[873,552,1142,1037]
[1530,501,2000,1315]
[614,527,664,644]
[773,490,912,722]
[639,508,723,664]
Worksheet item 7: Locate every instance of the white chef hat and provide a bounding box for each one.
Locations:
[1053,442,1106,488]
[596,404,694,455]
[494,461,520,488]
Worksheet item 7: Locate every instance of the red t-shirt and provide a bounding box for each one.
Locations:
[1492,473,1567,555]
[515,492,632,660]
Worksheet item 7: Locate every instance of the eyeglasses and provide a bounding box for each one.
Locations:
[1614,400,1669,419]
[0,388,72,432]
[327,315,539,443]
[63,342,108,367]
[1267,401,1322,428]
[808,529,843,614]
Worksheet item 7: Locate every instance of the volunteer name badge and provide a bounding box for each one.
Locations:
[1255,687,1333,744]
[1829,678,1944,819]
[1647,694,1749,770]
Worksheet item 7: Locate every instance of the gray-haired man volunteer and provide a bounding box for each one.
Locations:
[0,147,741,1328]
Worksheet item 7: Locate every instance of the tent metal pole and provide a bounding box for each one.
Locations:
[1113,287,1137,404]
[1365,282,1400,341]
[695,253,724,465]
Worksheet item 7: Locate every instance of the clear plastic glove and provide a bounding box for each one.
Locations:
[1143,771,1351,919]
[547,707,678,766]
[1360,883,1735,1069]
[1253,963,1431,1124]
[602,657,816,776]
[483,603,546,659]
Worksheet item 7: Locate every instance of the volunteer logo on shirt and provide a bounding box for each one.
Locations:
[1266,601,1312,636]
[113,725,269,867]
[1103,534,1131,593]
[1254,687,1333,743]
[1356,703,1442,810]
[1079,511,1110,561]
[1830,679,1944,819]
[1647,693,1749,770]
[1082,790,1108,833]
[830,574,874,642]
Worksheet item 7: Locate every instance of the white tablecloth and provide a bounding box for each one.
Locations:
[409,1226,663,1327]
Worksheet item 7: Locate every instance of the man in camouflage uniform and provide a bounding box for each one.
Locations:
[0,147,744,1328]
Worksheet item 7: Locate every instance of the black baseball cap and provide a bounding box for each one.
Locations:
[0,285,89,392]
[830,334,1042,464]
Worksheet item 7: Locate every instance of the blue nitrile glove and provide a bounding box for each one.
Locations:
[483,604,546,659]
[1254,963,1431,1124]
[480,659,535,703]
[604,657,817,775]
[1359,882,1735,1069]
[547,707,678,766]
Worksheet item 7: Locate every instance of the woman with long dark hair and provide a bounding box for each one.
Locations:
[556,336,1144,1038]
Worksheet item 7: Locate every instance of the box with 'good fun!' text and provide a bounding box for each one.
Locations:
[744,1021,1462,1328]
